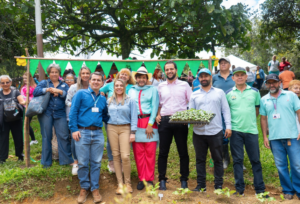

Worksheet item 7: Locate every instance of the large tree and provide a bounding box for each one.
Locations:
[41,0,252,59]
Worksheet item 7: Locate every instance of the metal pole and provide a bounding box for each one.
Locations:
[35,0,45,81]
[24,48,30,167]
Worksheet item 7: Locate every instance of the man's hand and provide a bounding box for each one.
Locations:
[72,131,81,141]
[263,137,270,149]
[156,115,161,125]
[100,92,105,96]
[224,129,232,138]
[146,125,154,139]
[129,134,135,143]
[297,133,300,140]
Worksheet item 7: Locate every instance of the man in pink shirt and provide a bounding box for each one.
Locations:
[156,61,192,190]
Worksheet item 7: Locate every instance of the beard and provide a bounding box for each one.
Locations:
[167,73,176,80]
[269,87,280,93]
[200,80,211,87]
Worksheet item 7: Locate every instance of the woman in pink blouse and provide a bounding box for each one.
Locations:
[20,72,37,145]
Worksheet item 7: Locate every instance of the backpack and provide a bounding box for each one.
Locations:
[0,89,23,122]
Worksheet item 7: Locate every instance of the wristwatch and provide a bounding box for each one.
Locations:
[130,130,136,134]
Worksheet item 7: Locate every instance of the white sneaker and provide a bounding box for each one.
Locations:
[30,140,38,146]
[243,165,247,171]
[72,164,78,175]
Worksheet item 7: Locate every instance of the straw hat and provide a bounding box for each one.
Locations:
[132,67,152,79]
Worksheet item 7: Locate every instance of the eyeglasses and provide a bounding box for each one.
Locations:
[65,79,74,82]
[266,82,279,85]
[1,82,10,85]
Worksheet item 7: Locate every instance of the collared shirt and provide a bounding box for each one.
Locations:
[107,97,137,131]
[212,72,235,93]
[128,85,159,125]
[226,85,261,134]
[189,87,231,135]
[246,71,255,82]
[260,90,300,140]
[69,87,109,132]
[268,60,280,72]
[158,79,192,116]
[279,61,291,72]
[279,70,295,89]
[100,82,133,98]
[33,79,69,119]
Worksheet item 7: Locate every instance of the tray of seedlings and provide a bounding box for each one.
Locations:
[169,109,215,125]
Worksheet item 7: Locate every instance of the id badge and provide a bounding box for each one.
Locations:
[273,113,280,119]
[92,107,99,112]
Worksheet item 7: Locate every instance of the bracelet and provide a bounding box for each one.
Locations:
[130,131,136,134]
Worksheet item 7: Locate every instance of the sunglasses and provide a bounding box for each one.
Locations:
[1,82,10,85]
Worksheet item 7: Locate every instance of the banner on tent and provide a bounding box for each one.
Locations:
[17,58,213,77]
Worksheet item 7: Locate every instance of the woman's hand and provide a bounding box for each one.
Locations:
[146,125,154,139]
[129,134,135,143]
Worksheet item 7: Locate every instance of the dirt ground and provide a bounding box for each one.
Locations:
[13,172,299,204]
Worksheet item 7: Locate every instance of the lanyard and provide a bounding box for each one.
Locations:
[269,90,281,113]
[88,89,101,107]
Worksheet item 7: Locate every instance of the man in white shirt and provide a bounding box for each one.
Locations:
[189,68,232,192]
[268,55,280,75]
[246,67,255,87]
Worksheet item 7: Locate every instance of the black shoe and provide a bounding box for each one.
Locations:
[137,181,145,190]
[18,157,24,162]
[193,185,206,192]
[233,191,245,197]
[159,180,167,190]
[147,181,154,186]
[0,160,5,165]
[181,180,188,189]
[43,165,51,169]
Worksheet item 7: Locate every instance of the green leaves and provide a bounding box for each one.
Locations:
[170,109,214,123]
[206,4,215,13]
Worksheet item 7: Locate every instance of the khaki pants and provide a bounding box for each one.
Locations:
[107,124,131,185]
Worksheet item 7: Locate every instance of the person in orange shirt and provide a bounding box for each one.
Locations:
[279,66,295,90]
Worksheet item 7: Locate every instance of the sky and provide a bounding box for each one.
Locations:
[45,0,265,64]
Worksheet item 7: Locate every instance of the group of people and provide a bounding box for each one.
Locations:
[0,57,300,203]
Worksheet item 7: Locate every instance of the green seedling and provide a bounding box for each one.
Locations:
[256,192,276,202]
[170,109,214,122]
[214,187,236,198]
[172,188,193,200]
[280,194,285,201]
[143,180,160,198]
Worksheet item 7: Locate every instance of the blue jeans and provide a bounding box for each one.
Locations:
[270,139,300,197]
[38,114,74,166]
[104,123,113,161]
[75,129,105,191]
[230,131,265,193]
[71,138,77,161]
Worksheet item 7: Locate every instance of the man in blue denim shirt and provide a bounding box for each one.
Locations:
[69,72,109,204]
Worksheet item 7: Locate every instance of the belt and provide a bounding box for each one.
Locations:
[161,115,171,120]
[113,124,130,126]
[78,126,101,130]
[138,114,150,119]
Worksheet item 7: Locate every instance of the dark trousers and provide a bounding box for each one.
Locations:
[193,131,224,188]
[256,79,264,90]
[0,119,23,161]
[158,116,189,181]
[230,130,265,193]
[29,117,35,141]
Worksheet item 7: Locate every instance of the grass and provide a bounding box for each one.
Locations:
[0,116,280,202]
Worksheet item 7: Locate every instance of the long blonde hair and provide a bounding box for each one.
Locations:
[115,68,136,85]
[77,65,91,91]
[108,79,129,106]
[21,71,36,89]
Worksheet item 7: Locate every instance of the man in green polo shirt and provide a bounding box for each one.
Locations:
[226,67,267,197]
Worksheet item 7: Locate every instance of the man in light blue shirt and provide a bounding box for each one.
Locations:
[260,74,300,200]
[69,72,109,204]
[189,68,231,192]
[212,57,235,169]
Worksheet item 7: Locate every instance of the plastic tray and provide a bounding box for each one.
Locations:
[168,114,216,125]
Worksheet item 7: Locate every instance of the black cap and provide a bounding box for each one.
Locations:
[232,67,246,75]
[266,74,280,82]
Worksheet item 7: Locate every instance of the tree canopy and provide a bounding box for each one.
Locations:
[41,0,251,59]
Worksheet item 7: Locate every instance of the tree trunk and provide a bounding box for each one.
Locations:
[120,36,131,59]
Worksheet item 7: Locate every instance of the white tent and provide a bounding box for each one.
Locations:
[226,55,257,71]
